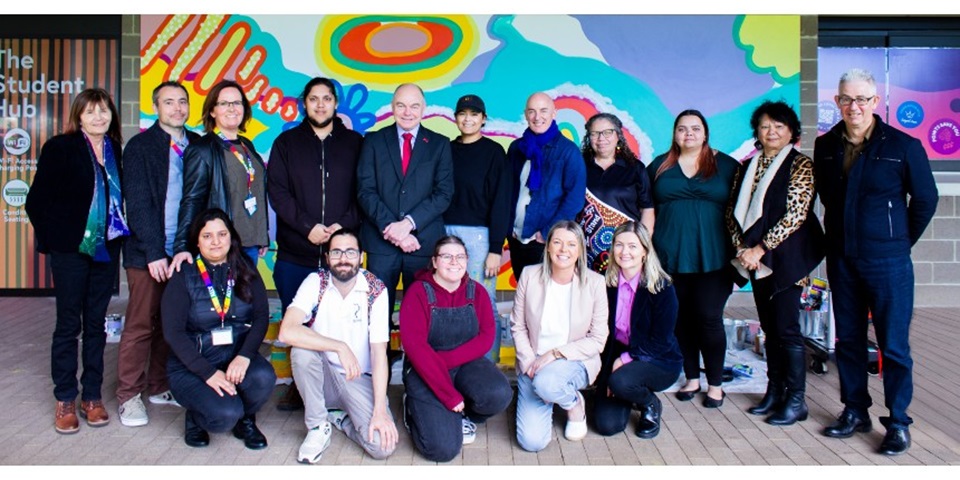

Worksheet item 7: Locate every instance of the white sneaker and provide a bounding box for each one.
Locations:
[297,421,332,464]
[462,417,477,445]
[564,392,588,441]
[148,390,181,407]
[327,409,348,431]
[119,394,148,427]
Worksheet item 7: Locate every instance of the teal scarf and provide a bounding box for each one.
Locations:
[79,134,129,261]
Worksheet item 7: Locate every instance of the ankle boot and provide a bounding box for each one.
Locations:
[635,395,662,439]
[749,344,784,415]
[233,414,268,450]
[184,411,210,447]
[766,345,808,426]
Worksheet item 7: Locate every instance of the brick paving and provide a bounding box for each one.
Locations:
[1,296,958,466]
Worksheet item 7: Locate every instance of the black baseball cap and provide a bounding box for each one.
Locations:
[455,94,486,115]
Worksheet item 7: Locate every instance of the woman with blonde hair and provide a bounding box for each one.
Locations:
[592,222,681,439]
[511,220,608,451]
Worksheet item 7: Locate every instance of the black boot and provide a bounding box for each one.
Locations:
[766,345,808,425]
[635,395,662,439]
[749,342,784,416]
[233,414,268,450]
[184,411,210,447]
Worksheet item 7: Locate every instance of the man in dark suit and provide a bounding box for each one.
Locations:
[357,83,454,341]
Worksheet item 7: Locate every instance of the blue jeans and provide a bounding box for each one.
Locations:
[272,259,316,312]
[446,225,501,361]
[828,253,914,428]
[515,359,588,452]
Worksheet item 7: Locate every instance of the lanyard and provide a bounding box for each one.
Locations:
[196,256,233,327]
[215,130,255,196]
[170,137,186,160]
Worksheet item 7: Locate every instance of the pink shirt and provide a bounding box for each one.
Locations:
[615,271,641,365]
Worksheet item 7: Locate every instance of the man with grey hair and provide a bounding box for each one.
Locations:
[814,68,938,455]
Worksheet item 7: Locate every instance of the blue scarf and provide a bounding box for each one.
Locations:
[516,120,560,192]
[79,134,130,262]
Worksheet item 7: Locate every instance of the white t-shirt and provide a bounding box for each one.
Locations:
[289,269,390,375]
[536,279,573,355]
[513,159,537,243]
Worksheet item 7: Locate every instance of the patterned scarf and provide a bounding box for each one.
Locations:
[79,134,130,261]
[516,120,560,192]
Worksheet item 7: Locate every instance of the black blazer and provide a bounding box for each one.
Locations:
[597,282,682,390]
[356,123,454,256]
[26,131,124,254]
[121,122,200,268]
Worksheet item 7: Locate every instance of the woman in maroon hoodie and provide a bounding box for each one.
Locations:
[399,235,512,462]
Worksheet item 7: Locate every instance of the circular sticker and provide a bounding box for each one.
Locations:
[2,179,29,207]
[929,118,960,156]
[3,128,31,156]
[817,101,841,133]
[896,101,924,129]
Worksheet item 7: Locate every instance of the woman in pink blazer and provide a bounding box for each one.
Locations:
[510,220,609,451]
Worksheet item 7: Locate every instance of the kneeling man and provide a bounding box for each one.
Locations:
[279,228,398,463]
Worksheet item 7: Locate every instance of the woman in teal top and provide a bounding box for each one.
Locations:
[647,110,739,408]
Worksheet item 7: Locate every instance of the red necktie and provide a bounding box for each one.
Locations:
[402,132,413,175]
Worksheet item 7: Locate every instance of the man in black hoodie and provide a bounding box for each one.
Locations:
[268,77,363,410]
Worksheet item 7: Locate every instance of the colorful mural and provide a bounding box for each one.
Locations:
[140,14,800,289]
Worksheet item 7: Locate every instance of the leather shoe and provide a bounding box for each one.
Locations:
[55,400,80,434]
[233,414,268,450]
[79,400,110,427]
[276,382,303,411]
[823,410,872,439]
[674,386,701,402]
[702,391,725,409]
[878,426,911,456]
[635,395,662,439]
[184,411,210,448]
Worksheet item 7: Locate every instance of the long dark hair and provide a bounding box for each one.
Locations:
[581,112,639,167]
[655,109,717,181]
[187,208,258,301]
[66,88,122,145]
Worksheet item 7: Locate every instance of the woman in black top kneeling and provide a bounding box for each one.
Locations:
[162,208,276,449]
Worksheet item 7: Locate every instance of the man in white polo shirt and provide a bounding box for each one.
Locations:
[278,228,398,463]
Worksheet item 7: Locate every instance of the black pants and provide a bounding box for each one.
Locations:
[672,269,732,387]
[49,240,121,402]
[593,356,679,436]
[168,352,276,434]
[403,357,512,462]
[366,251,429,332]
[751,278,804,351]
[507,236,544,282]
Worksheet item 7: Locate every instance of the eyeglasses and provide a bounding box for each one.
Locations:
[588,129,616,139]
[437,253,468,263]
[328,249,360,260]
[216,100,243,109]
[836,95,875,107]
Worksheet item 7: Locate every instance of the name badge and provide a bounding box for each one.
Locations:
[211,326,234,346]
[244,195,257,216]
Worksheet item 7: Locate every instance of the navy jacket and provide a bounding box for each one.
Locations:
[356,123,454,257]
[597,281,682,390]
[122,122,200,268]
[814,115,938,259]
[507,134,586,240]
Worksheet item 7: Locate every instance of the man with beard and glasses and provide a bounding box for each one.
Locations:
[268,77,363,410]
[278,229,398,463]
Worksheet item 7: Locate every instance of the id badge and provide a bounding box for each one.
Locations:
[211,326,234,346]
[244,195,257,216]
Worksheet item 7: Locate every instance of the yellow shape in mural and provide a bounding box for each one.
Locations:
[736,15,799,84]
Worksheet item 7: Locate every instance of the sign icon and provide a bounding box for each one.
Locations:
[3,128,31,156]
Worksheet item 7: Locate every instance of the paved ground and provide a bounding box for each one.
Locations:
[1,296,958,469]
